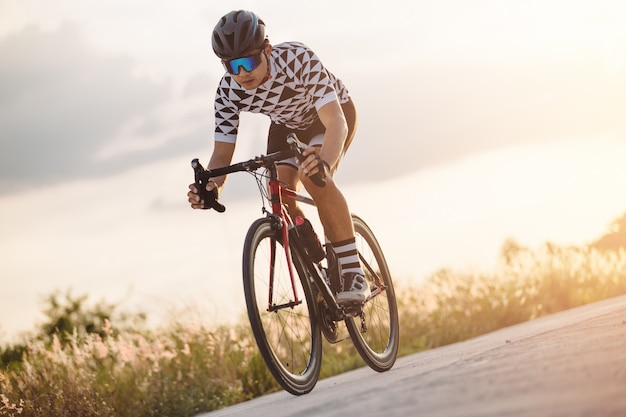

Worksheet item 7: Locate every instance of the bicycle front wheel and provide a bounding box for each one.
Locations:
[345,214,400,371]
[242,218,322,395]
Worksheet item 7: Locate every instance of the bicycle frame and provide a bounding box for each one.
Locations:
[192,140,386,320]
[193,138,399,394]
[264,162,345,316]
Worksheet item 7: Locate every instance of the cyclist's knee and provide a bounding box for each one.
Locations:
[277,164,299,185]
[301,174,337,197]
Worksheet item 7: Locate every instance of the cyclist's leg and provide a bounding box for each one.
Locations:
[299,98,358,242]
[300,147,370,303]
[267,121,320,222]
[301,100,370,302]
[276,163,305,221]
[300,160,353,241]
[274,150,354,244]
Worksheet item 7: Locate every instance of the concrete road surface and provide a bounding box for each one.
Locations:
[198,295,626,417]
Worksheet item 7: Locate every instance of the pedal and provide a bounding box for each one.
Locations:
[340,302,364,318]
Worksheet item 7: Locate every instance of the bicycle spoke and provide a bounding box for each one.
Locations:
[243,218,322,394]
[345,215,399,372]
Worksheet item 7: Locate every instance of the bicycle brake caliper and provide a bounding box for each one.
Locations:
[267,213,284,242]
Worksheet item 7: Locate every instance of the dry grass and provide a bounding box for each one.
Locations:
[0,321,266,417]
[398,241,626,353]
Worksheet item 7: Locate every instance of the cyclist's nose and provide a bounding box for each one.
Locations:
[237,66,251,75]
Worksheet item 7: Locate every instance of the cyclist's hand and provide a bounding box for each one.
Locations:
[187,182,225,211]
[300,147,329,187]
[188,183,205,209]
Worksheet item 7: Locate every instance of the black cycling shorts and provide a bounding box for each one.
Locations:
[266,99,357,169]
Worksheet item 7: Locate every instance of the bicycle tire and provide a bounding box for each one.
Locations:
[242,218,322,395]
[345,214,400,371]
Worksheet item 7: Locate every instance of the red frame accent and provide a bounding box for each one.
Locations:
[266,178,300,311]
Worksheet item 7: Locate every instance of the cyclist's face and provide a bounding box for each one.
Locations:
[231,45,271,90]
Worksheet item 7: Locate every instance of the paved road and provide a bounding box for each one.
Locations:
[198,295,626,417]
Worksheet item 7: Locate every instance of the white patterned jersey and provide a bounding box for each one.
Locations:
[214,41,351,143]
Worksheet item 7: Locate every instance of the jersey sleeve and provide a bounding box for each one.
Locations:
[214,78,240,143]
[297,46,339,110]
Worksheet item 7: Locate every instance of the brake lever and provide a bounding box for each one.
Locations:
[286,133,327,187]
[191,159,226,212]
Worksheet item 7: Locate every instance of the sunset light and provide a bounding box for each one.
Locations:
[1,0,625,341]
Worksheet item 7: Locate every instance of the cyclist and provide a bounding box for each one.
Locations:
[187,10,369,305]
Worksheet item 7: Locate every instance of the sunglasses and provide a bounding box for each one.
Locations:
[222,50,264,75]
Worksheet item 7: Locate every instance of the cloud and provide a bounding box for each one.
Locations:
[3,9,625,196]
[338,49,626,183]
[0,22,187,193]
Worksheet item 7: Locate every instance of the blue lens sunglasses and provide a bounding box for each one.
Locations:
[222,49,265,75]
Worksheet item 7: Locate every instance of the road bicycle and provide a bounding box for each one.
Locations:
[191,134,399,395]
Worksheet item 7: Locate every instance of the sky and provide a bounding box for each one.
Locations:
[1,0,626,341]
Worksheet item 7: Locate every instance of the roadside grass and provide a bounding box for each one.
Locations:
[398,241,626,354]
[2,241,626,417]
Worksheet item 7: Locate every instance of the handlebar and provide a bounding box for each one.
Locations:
[191,159,226,212]
[191,133,326,211]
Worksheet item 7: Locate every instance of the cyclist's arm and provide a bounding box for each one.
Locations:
[206,141,236,192]
[315,100,348,171]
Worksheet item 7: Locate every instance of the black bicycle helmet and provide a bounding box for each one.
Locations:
[212,10,267,59]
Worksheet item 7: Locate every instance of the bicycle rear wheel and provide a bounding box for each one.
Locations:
[242,218,322,395]
[345,214,399,371]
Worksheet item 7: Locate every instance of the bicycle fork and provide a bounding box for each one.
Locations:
[266,213,303,312]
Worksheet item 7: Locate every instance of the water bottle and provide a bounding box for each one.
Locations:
[295,216,326,263]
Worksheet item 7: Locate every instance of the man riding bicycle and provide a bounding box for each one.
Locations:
[187,10,369,305]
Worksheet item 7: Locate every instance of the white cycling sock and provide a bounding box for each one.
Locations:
[331,238,364,276]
